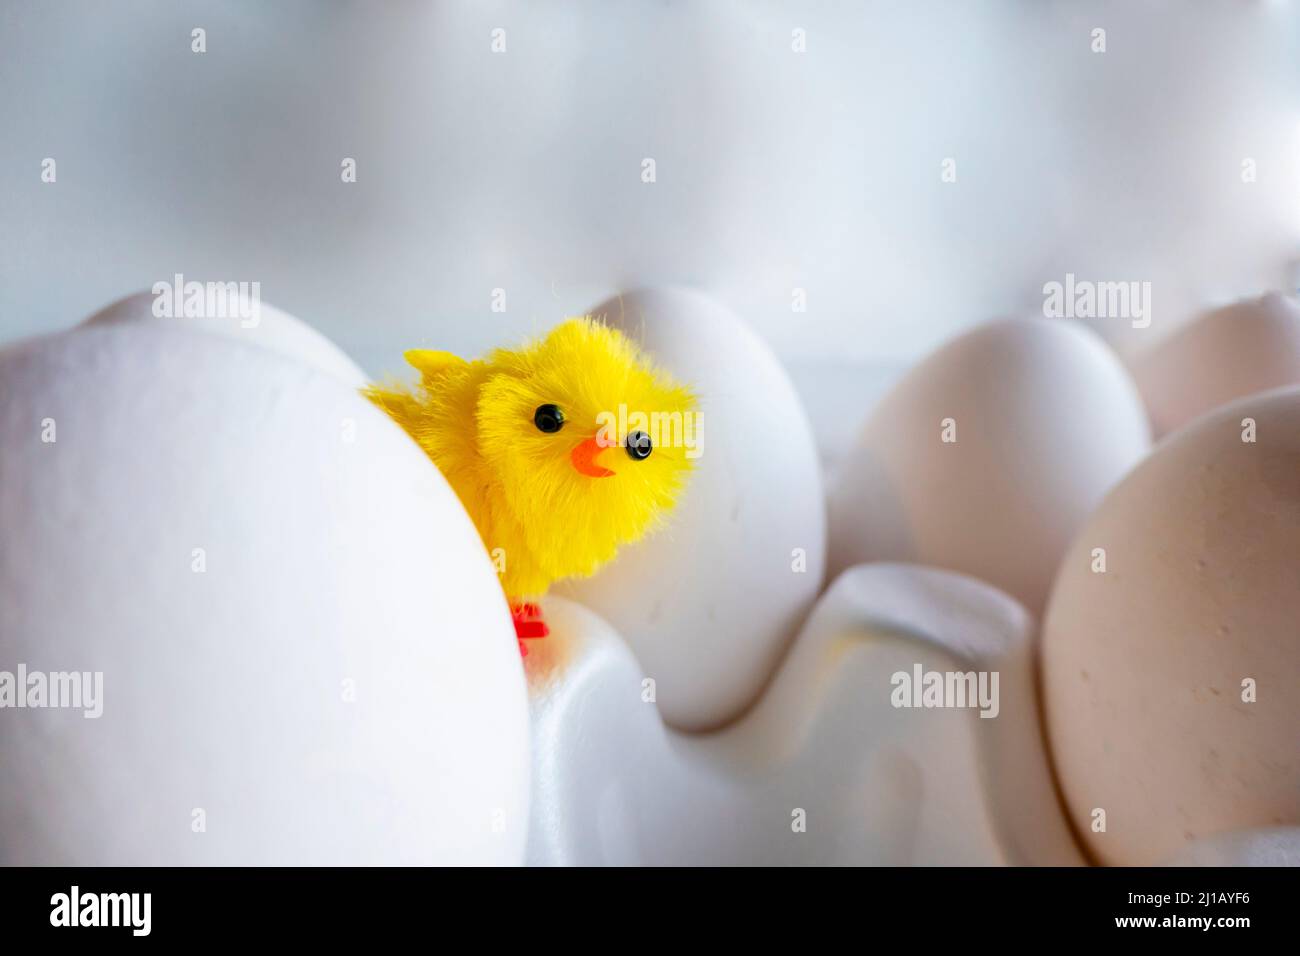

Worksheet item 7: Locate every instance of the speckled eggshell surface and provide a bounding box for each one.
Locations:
[1042,387,1300,866]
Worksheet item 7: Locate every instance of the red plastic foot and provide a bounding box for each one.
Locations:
[511,602,550,656]
[515,619,549,639]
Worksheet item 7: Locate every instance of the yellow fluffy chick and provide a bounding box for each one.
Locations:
[364,317,696,651]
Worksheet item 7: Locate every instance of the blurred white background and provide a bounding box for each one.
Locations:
[2,0,1298,432]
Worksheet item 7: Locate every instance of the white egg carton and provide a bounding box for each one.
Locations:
[528,564,1083,866]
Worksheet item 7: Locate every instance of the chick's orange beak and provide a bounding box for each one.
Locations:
[571,436,616,478]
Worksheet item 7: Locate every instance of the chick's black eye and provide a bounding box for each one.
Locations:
[533,404,565,433]
[625,430,653,460]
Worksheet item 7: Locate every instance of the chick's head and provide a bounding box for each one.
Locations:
[476,317,697,588]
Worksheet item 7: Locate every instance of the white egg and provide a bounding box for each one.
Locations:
[84,288,368,387]
[1042,387,1300,866]
[557,288,826,731]
[1133,292,1300,438]
[0,311,529,864]
[829,318,1150,616]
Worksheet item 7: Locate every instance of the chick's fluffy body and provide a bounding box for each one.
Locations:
[365,318,695,600]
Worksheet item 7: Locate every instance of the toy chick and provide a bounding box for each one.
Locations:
[365,317,696,653]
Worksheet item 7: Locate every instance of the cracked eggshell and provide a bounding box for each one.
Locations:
[558,288,826,732]
[1134,292,1300,438]
[0,314,529,864]
[828,317,1150,616]
[1042,387,1300,866]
